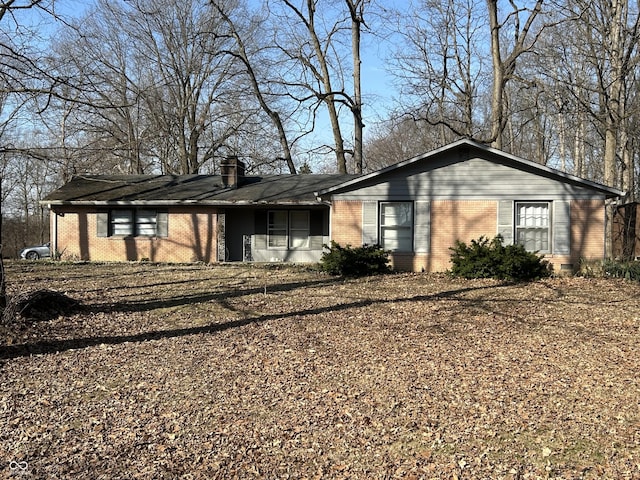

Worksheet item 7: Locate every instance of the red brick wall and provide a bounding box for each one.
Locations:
[330,200,363,247]
[51,206,219,262]
[427,200,498,272]
[51,198,607,270]
[569,199,605,263]
[331,199,498,272]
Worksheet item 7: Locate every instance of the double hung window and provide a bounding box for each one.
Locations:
[380,202,413,252]
[268,211,288,248]
[289,211,310,248]
[515,202,550,252]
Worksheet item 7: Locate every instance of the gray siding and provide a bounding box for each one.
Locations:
[332,157,607,201]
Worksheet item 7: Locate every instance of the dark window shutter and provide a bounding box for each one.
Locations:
[254,210,267,249]
[309,209,323,236]
[309,210,324,250]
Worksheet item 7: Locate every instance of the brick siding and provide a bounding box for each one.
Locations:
[331,199,608,273]
[330,200,364,247]
[568,199,605,264]
[51,206,219,262]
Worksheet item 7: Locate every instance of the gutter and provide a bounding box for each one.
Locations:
[42,199,328,207]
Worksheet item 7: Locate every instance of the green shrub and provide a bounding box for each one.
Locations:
[449,235,551,281]
[602,259,640,281]
[579,259,640,281]
[319,241,391,277]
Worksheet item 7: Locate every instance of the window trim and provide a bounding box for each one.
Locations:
[379,201,414,252]
[514,201,551,253]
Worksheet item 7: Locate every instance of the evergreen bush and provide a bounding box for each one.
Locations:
[319,241,391,277]
[449,235,551,281]
[602,259,640,281]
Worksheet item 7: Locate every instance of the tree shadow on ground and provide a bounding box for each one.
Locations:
[0,282,511,360]
[83,277,342,313]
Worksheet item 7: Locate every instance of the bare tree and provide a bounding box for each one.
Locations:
[49,0,255,175]
[267,0,369,174]
[0,0,63,303]
[364,117,441,171]
[486,0,544,149]
[392,0,487,143]
[211,0,298,174]
[346,0,366,174]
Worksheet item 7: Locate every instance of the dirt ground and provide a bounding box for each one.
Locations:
[1,261,639,479]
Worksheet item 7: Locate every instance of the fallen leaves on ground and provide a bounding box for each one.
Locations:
[1,262,639,479]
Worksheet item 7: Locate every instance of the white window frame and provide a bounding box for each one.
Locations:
[379,202,414,252]
[515,201,551,253]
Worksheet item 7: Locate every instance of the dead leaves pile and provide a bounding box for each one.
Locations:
[1,262,639,479]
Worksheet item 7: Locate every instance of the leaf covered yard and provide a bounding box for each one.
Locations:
[1,262,639,479]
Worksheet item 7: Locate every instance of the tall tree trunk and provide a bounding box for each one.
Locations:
[0,179,5,310]
[212,1,297,174]
[487,0,504,149]
[603,0,625,189]
[573,112,585,178]
[486,0,543,149]
[348,0,364,174]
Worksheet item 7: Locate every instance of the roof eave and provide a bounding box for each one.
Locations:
[42,199,327,207]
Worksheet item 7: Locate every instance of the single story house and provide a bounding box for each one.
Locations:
[42,139,623,272]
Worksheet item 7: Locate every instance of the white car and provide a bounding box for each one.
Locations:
[20,242,51,260]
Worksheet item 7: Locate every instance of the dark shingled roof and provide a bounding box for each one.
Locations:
[42,174,359,206]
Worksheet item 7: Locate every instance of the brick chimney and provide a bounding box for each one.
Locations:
[220,156,245,188]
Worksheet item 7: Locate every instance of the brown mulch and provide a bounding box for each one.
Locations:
[1,262,639,479]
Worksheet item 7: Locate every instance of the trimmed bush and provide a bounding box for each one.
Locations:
[319,241,391,277]
[449,235,551,281]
